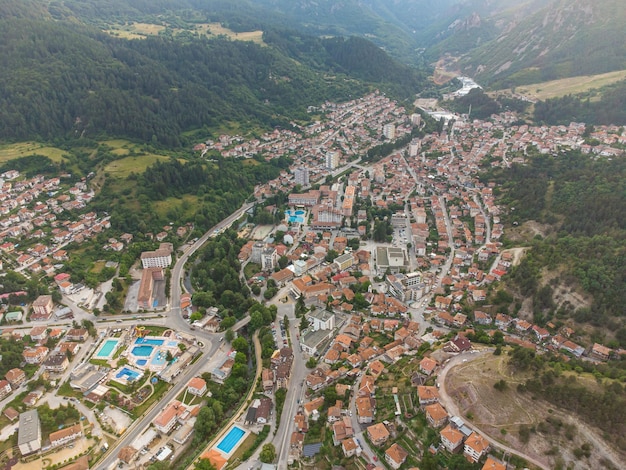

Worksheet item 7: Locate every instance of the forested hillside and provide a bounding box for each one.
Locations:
[0,18,365,146]
[0,6,432,146]
[483,151,626,341]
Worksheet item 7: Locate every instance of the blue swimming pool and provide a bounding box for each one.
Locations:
[151,351,167,366]
[285,210,305,224]
[132,345,154,357]
[96,339,119,358]
[116,367,142,381]
[136,359,147,367]
[134,338,165,346]
[216,426,246,454]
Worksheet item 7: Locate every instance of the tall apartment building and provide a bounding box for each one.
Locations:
[383,123,396,140]
[410,113,422,126]
[408,140,421,157]
[326,151,340,170]
[294,167,310,186]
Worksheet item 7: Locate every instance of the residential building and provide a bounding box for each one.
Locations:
[32,295,53,318]
[6,368,26,388]
[355,397,374,424]
[333,253,355,271]
[367,422,390,446]
[425,403,448,428]
[385,443,409,469]
[294,167,310,186]
[187,377,207,396]
[49,424,82,448]
[18,410,41,455]
[482,456,506,470]
[261,247,278,272]
[308,310,335,331]
[440,424,464,453]
[464,432,490,463]
[43,353,70,373]
[140,243,173,269]
[383,123,396,140]
[326,151,339,170]
[341,437,359,458]
[0,380,11,400]
[153,400,186,434]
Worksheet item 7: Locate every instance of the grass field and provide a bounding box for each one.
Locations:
[499,69,626,100]
[0,142,68,164]
[104,154,170,177]
[153,194,199,219]
[104,21,265,45]
[198,23,265,45]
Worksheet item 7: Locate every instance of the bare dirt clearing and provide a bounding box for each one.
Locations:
[445,354,625,470]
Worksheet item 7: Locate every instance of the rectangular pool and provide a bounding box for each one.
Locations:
[96,339,119,358]
[216,426,246,454]
[134,338,165,346]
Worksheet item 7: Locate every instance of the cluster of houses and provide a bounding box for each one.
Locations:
[195,91,412,197]
[0,170,115,277]
[285,305,516,469]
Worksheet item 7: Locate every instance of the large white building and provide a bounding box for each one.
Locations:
[140,243,173,269]
[18,410,41,455]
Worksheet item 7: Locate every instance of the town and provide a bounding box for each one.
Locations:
[0,86,624,470]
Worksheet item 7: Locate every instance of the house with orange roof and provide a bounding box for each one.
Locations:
[355,396,374,424]
[342,437,360,457]
[482,456,506,470]
[187,377,207,396]
[464,432,490,462]
[419,357,438,376]
[417,386,440,406]
[440,424,465,453]
[200,449,227,470]
[425,403,448,428]
[368,360,385,378]
[303,397,324,419]
[367,422,390,446]
[153,400,186,434]
[358,375,376,397]
[385,442,409,469]
[49,424,82,448]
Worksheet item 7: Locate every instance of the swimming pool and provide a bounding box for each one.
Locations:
[285,209,305,224]
[136,359,148,367]
[151,351,167,366]
[216,426,246,454]
[95,339,119,359]
[132,345,154,357]
[134,338,165,346]
[116,367,142,381]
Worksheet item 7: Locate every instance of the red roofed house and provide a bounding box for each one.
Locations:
[385,442,409,469]
[187,377,207,396]
[464,432,490,463]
